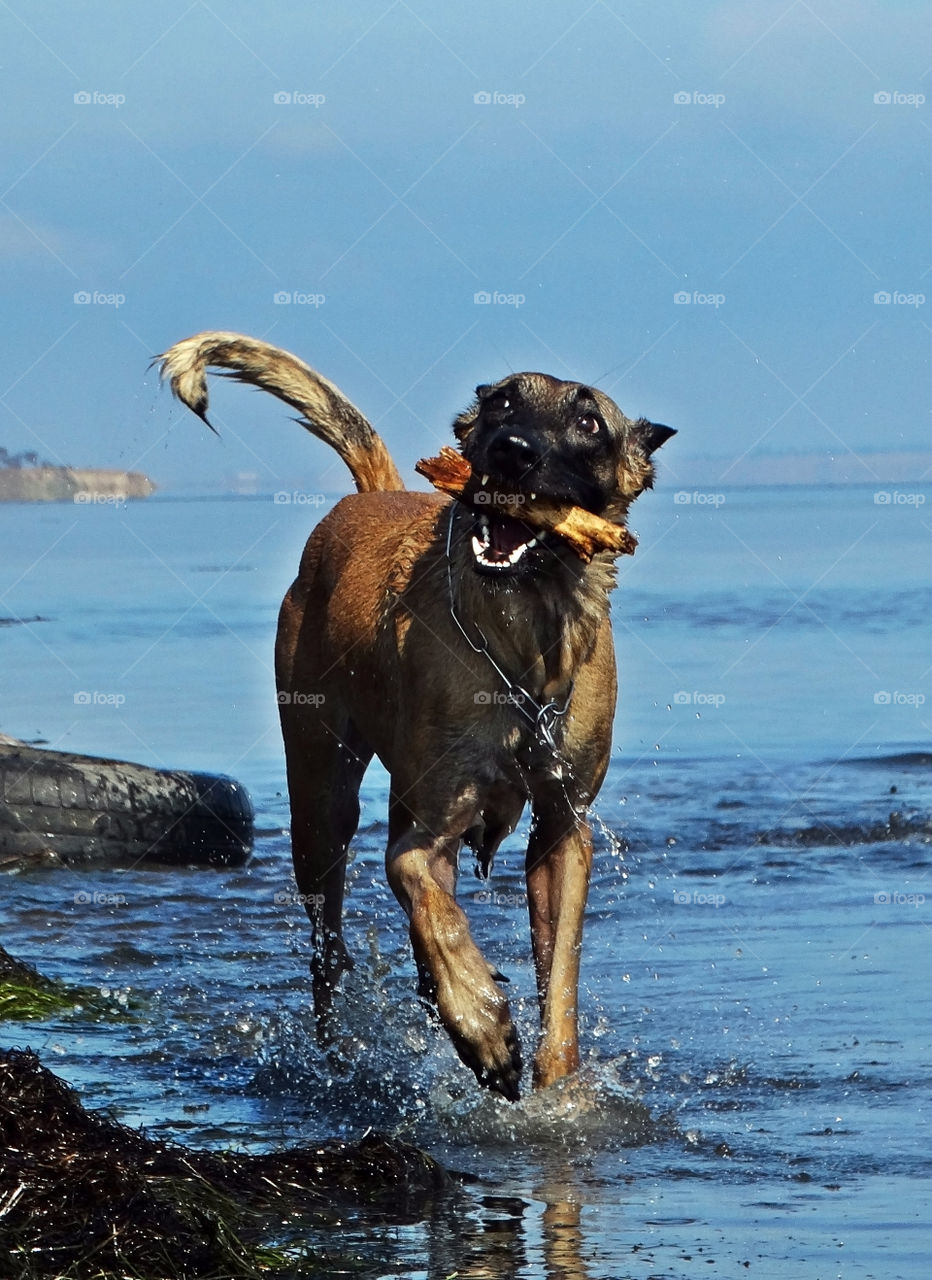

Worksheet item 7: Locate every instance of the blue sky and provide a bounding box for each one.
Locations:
[1,1,928,492]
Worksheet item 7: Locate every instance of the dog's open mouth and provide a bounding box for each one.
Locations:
[471,511,543,574]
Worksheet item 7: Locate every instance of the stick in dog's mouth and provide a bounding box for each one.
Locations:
[415,446,638,567]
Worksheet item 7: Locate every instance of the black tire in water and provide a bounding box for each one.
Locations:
[0,743,253,871]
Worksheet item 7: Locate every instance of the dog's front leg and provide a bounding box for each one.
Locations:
[385,808,522,1101]
[525,803,593,1089]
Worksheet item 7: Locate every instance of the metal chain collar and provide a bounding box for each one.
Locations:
[444,506,573,755]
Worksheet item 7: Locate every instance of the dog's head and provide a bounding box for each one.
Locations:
[452,373,675,578]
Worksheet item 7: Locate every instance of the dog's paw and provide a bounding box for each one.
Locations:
[442,985,523,1103]
[472,1021,522,1102]
[406,891,522,1099]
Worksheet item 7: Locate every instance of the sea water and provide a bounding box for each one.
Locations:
[1,485,930,1277]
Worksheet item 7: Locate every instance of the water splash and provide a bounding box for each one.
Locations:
[252,950,671,1155]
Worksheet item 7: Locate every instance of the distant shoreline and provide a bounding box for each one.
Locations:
[3,468,926,504]
[669,451,932,488]
[155,476,932,500]
[0,467,155,503]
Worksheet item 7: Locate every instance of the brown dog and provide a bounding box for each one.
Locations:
[157,333,674,1100]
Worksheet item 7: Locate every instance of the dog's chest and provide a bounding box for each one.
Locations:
[474,711,574,798]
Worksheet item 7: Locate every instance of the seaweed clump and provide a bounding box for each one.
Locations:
[0,942,123,1023]
[0,1047,448,1278]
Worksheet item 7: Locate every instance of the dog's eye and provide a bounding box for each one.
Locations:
[576,413,600,434]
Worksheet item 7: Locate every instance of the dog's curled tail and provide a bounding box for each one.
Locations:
[155,331,404,494]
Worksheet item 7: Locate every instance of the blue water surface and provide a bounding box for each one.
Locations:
[1,484,930,1278]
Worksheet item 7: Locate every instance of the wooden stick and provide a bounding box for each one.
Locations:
[415,447,637,563]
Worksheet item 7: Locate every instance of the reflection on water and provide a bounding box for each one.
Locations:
[429,1174,589,1280]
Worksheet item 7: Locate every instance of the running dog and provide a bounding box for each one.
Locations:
[157,333,674,1099]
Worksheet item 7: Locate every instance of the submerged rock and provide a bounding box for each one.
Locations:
[754,810,932,849]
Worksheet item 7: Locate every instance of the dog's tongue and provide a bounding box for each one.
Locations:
[489,513,533,556]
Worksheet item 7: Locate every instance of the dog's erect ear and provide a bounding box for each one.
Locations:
[454,382,503,443]
[634,419,677,455]
[453,400,480,444]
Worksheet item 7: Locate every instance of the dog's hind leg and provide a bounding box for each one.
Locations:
[280,705,372,1042]
[525,799,594,1090]
[385,794,523,1101]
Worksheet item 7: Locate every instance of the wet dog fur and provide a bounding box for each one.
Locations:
[157,333,674,1099]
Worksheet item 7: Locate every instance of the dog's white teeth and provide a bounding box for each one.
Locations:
[472,515,492,561]
[473,540,533,568]
[481,474,490,486]
[471,511,539,570]
[530,492,537,501]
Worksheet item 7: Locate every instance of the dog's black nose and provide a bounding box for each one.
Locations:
[488,430,541,475]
